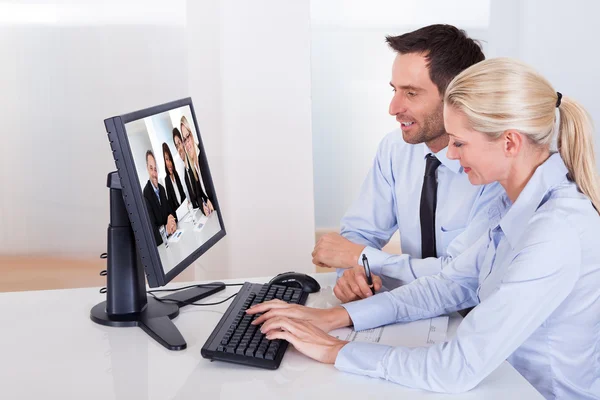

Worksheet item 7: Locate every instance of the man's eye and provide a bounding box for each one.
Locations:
[407,92,416,97]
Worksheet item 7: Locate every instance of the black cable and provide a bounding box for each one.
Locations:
[147,282,243,294]
[147,282,245,307]
[148,291,240,307]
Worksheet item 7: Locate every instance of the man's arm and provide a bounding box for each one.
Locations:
[340,232,488,331]
[343,182,504,286]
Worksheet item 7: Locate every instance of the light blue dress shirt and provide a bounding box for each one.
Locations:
[339,130,504,285]
[336,153,600,399]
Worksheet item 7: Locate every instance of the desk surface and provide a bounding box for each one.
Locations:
[0,273,543,399]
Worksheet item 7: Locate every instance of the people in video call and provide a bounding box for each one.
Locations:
[180,116,215,216]
[143,150,178,245]
[162,142,186,212]
[172,127,193,200]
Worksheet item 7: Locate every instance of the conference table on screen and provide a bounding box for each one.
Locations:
[158,208,222,274]
[0,272,544,399]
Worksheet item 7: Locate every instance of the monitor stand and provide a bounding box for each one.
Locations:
[90,172,225,351]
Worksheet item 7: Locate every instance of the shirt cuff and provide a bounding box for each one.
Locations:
[334,341,393,379]
[341,292,397,331]
[360,246,388,275]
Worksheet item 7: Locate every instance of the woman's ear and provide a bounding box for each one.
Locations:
[503,129,523,157]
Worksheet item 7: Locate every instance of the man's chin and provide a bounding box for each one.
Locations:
[401,129,425,145]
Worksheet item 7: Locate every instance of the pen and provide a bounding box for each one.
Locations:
[361,254,375,295]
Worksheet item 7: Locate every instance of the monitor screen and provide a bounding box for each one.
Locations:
[105,98,225,286]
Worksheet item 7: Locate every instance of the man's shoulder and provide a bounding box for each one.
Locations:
[142,181,152,196]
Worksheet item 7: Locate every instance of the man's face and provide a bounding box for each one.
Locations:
[174,136,186,162]
[388,53,445,145]
[181,125,197,160]
[146,154,159,188]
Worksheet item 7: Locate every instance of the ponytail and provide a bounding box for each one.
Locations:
[557,97,600,213]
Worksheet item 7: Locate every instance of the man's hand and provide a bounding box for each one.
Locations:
[334,266,383,303]
[312,233,366,269]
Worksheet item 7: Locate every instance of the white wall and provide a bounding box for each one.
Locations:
[311,0,600,229]
[1,1,316,281]
[0,1,188,257]
[187,0,316,280]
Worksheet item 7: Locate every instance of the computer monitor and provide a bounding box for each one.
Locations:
[91,98,226,350]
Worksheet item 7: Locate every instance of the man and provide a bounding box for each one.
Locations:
[312,24,504,303]
[143,150,178,245]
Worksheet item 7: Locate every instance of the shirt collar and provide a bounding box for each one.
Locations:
[493,153,569,249]
[151,181,159,193]
[423,144,462,174]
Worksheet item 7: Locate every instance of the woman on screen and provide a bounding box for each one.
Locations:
[247,58,600,399]
[180,116,214,216]
[162,142,186,213]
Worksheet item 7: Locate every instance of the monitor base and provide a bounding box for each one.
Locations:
[91,283,225,351]
[90,172,226,351]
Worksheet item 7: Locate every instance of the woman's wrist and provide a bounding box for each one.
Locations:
[325,306,352,331]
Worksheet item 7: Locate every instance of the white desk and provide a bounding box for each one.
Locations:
[158,209,222,274]
[0,273,543,399]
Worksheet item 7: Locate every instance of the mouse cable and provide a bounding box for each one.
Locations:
[147,282,245,307]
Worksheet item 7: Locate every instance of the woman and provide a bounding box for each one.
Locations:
[247,58,600,399]
[162,142,186,213]
[180,115,214,216]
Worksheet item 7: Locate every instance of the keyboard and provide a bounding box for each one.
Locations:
[201,282,308,369]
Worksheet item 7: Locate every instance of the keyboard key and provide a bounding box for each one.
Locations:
[225,345,236,353]
[268,340,281,353]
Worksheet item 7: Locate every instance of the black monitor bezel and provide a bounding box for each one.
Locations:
[104,97,226,287]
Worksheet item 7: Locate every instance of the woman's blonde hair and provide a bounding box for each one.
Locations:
[445,57,600,212]
[180,115,198,181]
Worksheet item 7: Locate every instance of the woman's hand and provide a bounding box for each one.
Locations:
[262,316,348,364]
[246,300,351,333]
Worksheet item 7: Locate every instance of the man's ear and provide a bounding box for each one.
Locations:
[503,129,523,157]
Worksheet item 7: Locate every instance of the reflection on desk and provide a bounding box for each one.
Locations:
[0,273,544,399]
[158,209,222,274]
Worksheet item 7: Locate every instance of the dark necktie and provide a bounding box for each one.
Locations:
[420,154,441,259]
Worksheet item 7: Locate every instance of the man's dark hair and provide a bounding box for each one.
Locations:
[386,24,484,95]
[145,149,155,165]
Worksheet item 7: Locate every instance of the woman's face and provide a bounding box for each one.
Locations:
[174,136,186,162]
[182,124,197,160]
[444,105,510,185]
[164,151,174,175]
